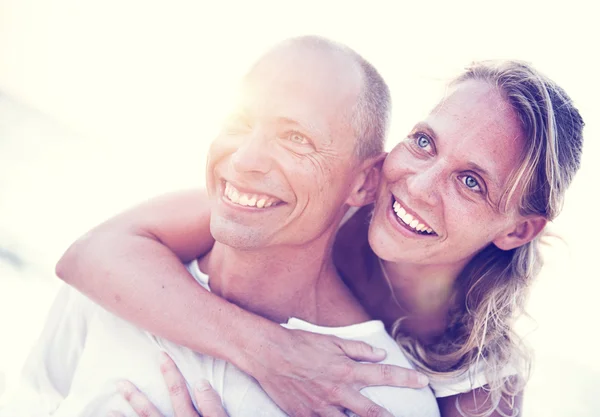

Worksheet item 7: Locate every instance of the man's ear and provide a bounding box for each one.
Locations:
[346,152,386,207]
[493,215,547,251]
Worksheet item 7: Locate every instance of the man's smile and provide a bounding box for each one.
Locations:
[223,181,284,209]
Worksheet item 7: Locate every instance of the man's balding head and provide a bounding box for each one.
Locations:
[245,36,391,160]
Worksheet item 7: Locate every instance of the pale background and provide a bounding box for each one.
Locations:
[0,1,598,415]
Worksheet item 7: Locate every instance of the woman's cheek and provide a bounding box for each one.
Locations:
[382,147,408,181]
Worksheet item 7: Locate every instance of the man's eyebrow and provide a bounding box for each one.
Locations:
[225,107,250,121]
[278,117,329,141]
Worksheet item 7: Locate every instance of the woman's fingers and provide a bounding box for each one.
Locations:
[335,339,388,363]
[118,380,164,417]
[193,380,229,417]
[117,354,226,417]
[352,361,429,389]
[159,352,198,417]
[337,387,394,417]
[159,353,228,417]
[336,339,428,389]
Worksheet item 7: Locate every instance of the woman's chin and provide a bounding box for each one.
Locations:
[368,221,403,263]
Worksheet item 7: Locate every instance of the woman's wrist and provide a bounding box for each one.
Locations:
[227,315,291,379]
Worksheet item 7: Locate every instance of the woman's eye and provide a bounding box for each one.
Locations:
[416,134,431,149]
[461,175,481,191]
[288,132,309,144]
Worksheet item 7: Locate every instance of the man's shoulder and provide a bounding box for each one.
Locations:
[53,283,100,318]
[283,318,440,416]
[283,318,413,368]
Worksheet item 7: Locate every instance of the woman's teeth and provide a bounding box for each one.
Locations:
[224,182,281,208]
[392,201,435,235]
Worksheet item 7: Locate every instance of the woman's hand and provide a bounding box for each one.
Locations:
[110,353,228,417]
[246,328,429,417]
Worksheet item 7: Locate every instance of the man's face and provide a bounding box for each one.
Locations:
[206,45,364,249]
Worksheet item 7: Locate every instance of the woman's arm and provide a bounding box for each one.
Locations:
[56,189,427,417]
[56,189,234,357]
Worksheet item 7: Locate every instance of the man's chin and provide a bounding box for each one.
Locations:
[210,219,269,250]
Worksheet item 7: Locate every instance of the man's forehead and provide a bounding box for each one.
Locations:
[243,45,362,100]
[233,48,361,141]
[250,42,356,74]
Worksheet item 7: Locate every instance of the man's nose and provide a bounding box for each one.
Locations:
[230,133,273,174]
[405,164,442,206]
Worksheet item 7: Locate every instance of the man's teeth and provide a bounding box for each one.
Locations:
[224,182,280,208]
[392,201,435,234]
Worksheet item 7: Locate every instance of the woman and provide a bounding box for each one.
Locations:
[57,59,584,416]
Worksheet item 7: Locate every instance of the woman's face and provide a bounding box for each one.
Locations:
[369,79,527,268]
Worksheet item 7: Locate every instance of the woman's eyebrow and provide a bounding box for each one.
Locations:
[465,161,502,190]
[412,122,438,140]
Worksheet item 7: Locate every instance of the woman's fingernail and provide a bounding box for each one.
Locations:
[418,374,429,385]
[159,351,171,373]
[195,379,212,392]
[373,347,387,356]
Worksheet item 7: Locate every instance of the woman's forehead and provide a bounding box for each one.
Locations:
[424,79,526,195]
[428,79,523,146]
[434,80,511,118]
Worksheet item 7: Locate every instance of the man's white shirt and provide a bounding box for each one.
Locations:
[0,260,441,417]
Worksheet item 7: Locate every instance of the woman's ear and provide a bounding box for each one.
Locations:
[346,152,386,207]
[493,215,548,250]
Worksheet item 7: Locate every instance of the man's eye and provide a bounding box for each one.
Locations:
[416,134,431,149]
[288,132,309,144]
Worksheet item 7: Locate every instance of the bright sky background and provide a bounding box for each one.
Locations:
[0,1,598,415]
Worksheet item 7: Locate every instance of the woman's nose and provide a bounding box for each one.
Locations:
[405,164,442,206]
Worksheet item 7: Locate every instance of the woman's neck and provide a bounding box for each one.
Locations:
[381,259,462,315]
[334,206,467,340]
[376,259,465,341]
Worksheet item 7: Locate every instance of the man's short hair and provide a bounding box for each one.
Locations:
[350,52,391,159]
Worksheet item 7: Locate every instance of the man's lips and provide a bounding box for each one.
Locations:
[222,181,283,209]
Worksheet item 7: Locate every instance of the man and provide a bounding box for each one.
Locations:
[0,36,439,417]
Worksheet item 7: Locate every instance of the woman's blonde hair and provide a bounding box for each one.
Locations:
[393,60,584,416]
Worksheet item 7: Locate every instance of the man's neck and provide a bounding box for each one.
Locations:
[198,232,369,326]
